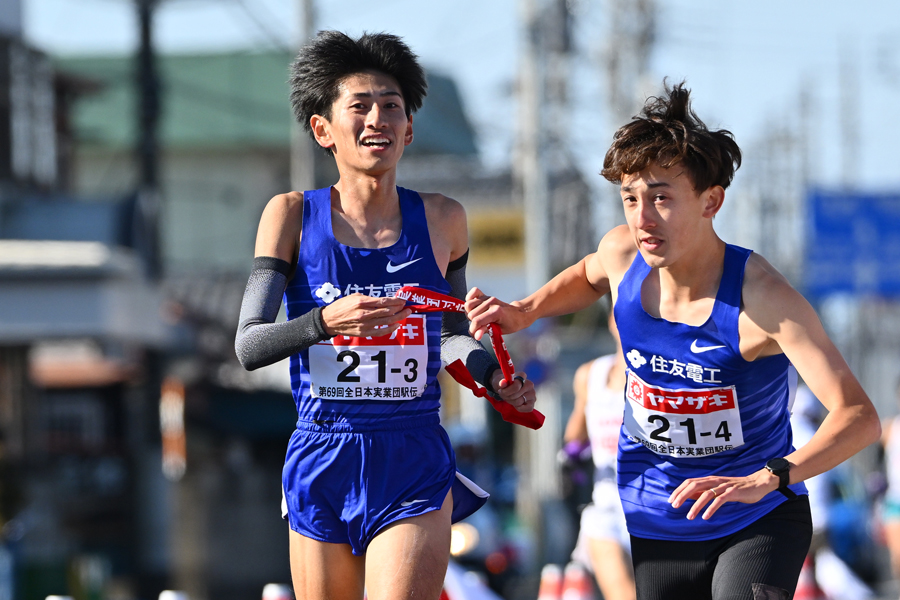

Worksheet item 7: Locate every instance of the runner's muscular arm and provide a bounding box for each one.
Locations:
[751,256,880,484]
[466,225,635,339]
[422,193,535,409]
[671,255,881,519]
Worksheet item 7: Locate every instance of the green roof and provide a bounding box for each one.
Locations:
[56,50,477,156]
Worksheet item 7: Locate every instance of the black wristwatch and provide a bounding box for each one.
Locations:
[765,458,797,499]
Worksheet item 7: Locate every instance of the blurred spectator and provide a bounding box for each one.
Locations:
[559,312,635,600]
[881,381,900,587]
[792,384,874,600]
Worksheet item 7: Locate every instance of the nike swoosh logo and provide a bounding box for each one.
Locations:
[386,257,422,273]
[400,499,428,507]
[690,340,726,353]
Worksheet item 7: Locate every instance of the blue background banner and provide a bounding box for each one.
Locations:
[805,189,900,298]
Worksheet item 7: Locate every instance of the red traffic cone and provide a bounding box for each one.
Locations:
[793,555,826,600]
[561,562,595,600]
[538,564,563,600]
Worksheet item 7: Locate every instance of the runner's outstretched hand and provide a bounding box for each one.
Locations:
[464,287,534,341]
[321,294,412,338]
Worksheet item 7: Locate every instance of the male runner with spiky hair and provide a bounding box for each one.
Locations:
[235,31,535,600]
[466,82,880,600]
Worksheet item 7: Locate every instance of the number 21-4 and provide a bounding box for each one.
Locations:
[648,416,732,444]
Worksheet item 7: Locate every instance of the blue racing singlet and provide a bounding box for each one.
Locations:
[614,244,806,541]
[284,186,450,426]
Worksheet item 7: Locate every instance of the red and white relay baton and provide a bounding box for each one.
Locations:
[396,286,545,430]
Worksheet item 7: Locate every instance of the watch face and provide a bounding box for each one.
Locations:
[767,457,790,473]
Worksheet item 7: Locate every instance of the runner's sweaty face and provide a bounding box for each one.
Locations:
[311,71,413,176]
[620,163,723,269]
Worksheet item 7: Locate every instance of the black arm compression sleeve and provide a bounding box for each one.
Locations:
[441,250,502,391]
[234,257,331,371]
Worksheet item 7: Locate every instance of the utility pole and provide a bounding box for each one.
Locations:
[137,0,159,191]
[518,0,551,295]
[516,0,586,568]
[598,0,655,233]
[604,0,655,123]
[544,0,596,274]
[290,0,317,193]
[839,44,860,188]
[136,0,161,277]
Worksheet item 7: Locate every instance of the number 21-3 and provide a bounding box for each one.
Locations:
[336,350,418,383]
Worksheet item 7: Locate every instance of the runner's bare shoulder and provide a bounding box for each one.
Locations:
[419,192,466,228]
[255,191,305,262]
[740,253,796,312]
[739,251,810,342]
[597,224,638,280]
[419,192,467,259]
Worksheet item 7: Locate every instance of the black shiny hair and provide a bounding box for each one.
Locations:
[289,30,427,135]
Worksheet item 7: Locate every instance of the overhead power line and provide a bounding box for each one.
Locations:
[227,0,293,53]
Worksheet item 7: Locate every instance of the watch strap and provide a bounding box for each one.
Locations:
[768,458,798,499]
[778,487,798,499]
[775,468,790,489]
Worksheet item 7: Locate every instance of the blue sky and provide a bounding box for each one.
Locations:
[22,0,900,195]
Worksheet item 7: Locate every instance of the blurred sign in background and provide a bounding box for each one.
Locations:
[806,190,900,299]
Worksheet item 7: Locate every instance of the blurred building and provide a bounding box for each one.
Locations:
[0,22,174,600]
[57,51,477,271]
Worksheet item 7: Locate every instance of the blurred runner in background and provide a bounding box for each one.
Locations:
[880,381,900,596]
[561,310,635,600]
[791,385,874,600]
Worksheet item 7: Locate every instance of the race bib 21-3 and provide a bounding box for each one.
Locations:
[307,315,428,401]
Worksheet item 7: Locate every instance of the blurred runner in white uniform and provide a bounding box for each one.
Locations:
[564,312,636,600]
[792,385,874,600]
[881,382,900,590]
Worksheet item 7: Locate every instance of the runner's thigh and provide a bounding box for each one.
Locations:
[711,497,812,600]
[631,535,713,600]
[290,530,365,600]
[364,490,452,600]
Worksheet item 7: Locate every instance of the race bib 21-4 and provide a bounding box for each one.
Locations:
[623,370,744,457]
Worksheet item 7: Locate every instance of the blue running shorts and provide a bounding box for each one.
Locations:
[281,414,488,555]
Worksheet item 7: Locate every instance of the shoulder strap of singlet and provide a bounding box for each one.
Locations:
[302,187,333,242]
[711,244,753,343]
[396,187,430,245]
[617,250,651,303]
[715,245,752,307]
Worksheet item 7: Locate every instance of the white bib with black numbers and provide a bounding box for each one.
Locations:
[307,315,428,400]
[623,370,744,458]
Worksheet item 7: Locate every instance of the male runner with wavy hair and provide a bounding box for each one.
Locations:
[466,81,880,600]
[235,31,535,600]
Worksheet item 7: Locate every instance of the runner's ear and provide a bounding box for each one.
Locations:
[701,186,725,218]
[310,114,335,151]
[404,114,414,147]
